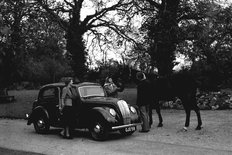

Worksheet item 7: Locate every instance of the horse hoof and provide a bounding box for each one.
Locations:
[195,126,202,130]
[157,123,163,127]
[183,127,188,131]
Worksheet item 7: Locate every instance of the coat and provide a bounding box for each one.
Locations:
[136,79,154,106]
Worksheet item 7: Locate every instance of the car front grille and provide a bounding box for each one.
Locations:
[117,100,131,124]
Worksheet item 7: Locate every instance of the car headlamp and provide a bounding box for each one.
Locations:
[130,106,136,114]
[109,108,116,117]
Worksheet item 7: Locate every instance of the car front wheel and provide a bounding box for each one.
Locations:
[90,117,109,141]
[33,112,50,134]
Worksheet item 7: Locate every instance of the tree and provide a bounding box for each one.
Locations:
[187,2,232,88]
[23,10,71,84]
[35,0,137,80]
[1,0,71,86]
[0,0,28,89]
[162,0,232,89]
[138,0,180,76]
[134,0,228,77]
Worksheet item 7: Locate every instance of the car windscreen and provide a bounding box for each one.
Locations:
[78,85,105,98]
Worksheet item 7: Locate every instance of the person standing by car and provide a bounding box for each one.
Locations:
[104,77,120,98]
[59,79,75,139]
[136,72,153,132]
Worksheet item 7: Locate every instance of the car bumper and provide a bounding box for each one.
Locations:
[111,122,142,130]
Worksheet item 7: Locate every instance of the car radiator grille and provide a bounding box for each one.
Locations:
[117,101,131,124]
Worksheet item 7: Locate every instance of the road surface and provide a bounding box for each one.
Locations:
[0,110,232,155]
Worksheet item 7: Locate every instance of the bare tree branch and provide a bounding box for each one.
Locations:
[89,19,138,46]
[82,0,133,28]
[36,0,68,31]
[145,0,161,9]
[64,0,74,8]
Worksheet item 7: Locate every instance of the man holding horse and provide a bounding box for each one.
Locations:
[136,72,153,132]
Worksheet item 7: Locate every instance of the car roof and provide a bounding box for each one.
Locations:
[40,82,101,89]
[41,83,65,89]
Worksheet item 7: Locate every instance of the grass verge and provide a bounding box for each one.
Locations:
[0,88,137,119]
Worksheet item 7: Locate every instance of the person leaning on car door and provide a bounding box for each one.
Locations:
[59,79,75,139]
[136,72,153,132]
[104,77,120,98]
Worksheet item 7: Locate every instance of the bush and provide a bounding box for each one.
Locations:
[197,90,232,110]
[159,90,232,110]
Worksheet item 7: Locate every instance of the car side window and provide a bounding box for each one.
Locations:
[41,88,56,99]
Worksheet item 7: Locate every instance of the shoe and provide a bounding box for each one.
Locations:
[139,130,149,133]
[64,135,73,139]
[59,131,65,137]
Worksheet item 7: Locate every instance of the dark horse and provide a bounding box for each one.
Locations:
[133,70,202,130]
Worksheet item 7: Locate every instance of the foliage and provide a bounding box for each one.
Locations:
[92,59,131,85]
[133,0,232,90]
[22,57,71,84]
[23,33,72,84]
[160,90,232,110]
[1,0,232,91]
[179,1,232,89]
[131,0,180,76]
[197,90,232,110]
[0,0,72,87]
[0,0,28,88]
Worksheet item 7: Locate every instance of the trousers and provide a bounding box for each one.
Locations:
[139,105,150,131]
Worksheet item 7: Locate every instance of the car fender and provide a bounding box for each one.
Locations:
[129,105,141,122]
[90,107,117,124]
[27,106,49,125]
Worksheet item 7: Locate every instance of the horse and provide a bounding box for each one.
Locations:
[132,70,202,131]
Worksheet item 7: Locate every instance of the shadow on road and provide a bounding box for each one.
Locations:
[44,128,132,141]
[0,147,44,155]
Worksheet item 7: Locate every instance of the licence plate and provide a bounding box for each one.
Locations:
[125,126,136,132]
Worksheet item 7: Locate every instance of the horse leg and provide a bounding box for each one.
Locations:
[188,94,202,130]
[183,107,191,131]
[156,104,163,127]
[181,96,191,131]
[193,104,202,130]
[149,104,153,127]
[183,94,202,130]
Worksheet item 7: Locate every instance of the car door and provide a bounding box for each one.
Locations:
[39,86,60,124]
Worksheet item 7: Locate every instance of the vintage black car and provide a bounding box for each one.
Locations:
[27,82,141,140]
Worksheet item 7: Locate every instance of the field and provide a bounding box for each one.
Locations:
[0,90,39,119]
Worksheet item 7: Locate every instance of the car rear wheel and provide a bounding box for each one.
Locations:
[33,112,50,134]
[90,117,109,141]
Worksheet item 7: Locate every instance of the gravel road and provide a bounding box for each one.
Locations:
[0,110,231,155]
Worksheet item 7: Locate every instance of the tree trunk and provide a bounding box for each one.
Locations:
[153,0,180,76]
[156,43,176,76]
[66,26,87,80]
